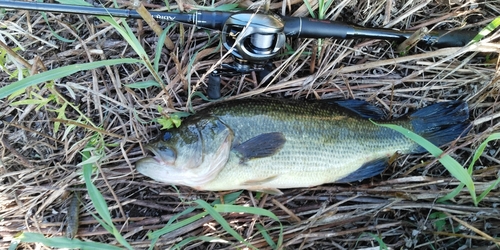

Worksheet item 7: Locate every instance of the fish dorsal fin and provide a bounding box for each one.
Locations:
[336,158,388,183]
[233,132,286,161]
[329,99,385,120]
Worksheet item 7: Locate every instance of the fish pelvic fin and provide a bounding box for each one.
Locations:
[246,186,283,195]
[336,158,388,183]
[255,188,283,196]
[233,132,286,162]
[242,175,278,186]
[409,101,470,153]
[241,175,283,195]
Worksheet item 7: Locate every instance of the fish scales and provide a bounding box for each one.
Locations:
[136,98,469,194]
[197,99,416,191]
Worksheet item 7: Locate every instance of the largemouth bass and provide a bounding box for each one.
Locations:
[136,98,469,195]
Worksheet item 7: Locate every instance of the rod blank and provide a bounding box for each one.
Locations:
[0,1,232,30]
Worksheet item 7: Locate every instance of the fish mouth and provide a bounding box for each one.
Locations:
[144,144,176,166]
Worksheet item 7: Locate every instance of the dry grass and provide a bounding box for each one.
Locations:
[1,0,500,249]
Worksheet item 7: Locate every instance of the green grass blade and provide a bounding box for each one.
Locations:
[83,164,113,225]
[373,122,477,205]
[437,183,465,203]
[471,133,500,203]
[101,6,164,85]
[147,211,208,249]
[318,0,324,19]
[125,80,162,89]
[255,223,277,249]
[217,191,244,204]
[214,204,280,221]
[82,145,134,250]
[147,191,243,248]
[15,232,123,250]
[302,0,316,18]
[439,133,500,203]
[56,0,164,85]
[90,213,115,234]
[147,211,208,239]
[469,16,500,44]
[10,98,50,106]
[360,233,388,250]
[214,204,283,247]
[40,11,75,43]
[213,4,240,11]
[154,26,172,72]
[195,200,255,249]
[56,0,89,5]
[120,18,149,58]
[478,178,500,203]
[78,155,102,167]
[0,58,140,99]
[325,0,335,11]
[8,239,19,250]
[468,133,500,171]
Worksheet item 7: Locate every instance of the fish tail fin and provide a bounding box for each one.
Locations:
[409,101,470,153]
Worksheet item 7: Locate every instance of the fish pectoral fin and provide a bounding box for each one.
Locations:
[232,132,286,162]
[336,158,388,183]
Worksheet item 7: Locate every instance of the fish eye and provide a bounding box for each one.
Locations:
[163,132,172,141]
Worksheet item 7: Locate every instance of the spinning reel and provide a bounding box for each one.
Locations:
[209,12,286,99]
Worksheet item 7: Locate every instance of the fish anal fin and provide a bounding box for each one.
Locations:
[336,158,388,183]
[233,132,286,161]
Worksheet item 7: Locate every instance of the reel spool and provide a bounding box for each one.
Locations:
[221,12,286,62]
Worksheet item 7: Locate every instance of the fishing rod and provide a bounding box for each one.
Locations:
[0,1,477,99]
